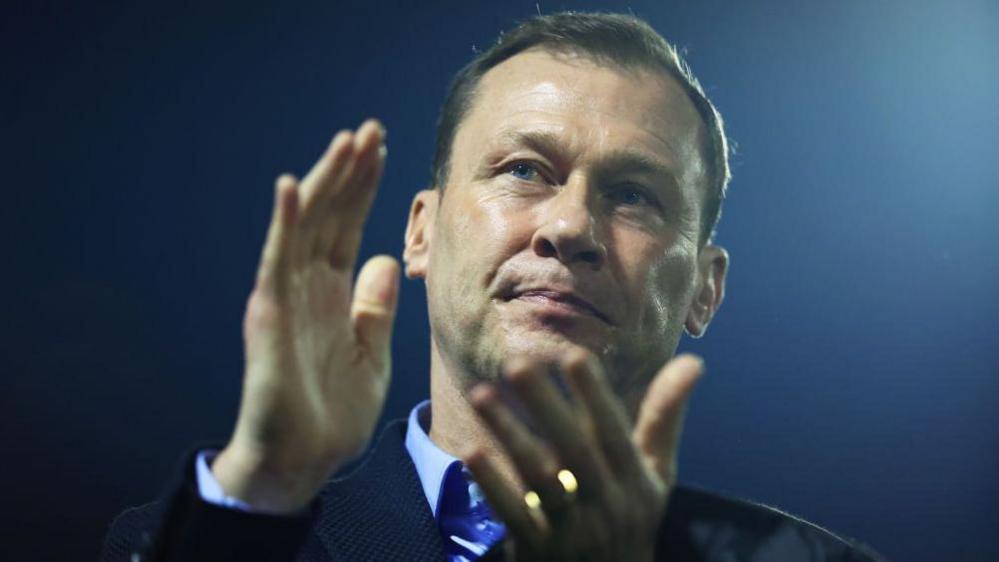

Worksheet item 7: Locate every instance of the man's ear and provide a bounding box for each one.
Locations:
[403,188,439,280]
[684,245,729,338]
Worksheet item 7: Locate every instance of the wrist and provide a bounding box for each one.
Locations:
[211,443,329,515]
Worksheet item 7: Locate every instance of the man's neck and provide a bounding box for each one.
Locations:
[426,340,525,493]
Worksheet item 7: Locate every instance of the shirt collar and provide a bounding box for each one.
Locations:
[404,400,462,518]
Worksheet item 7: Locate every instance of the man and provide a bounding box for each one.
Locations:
[103,12,880,561]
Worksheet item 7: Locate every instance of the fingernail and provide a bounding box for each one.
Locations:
[374,265,398,303]
[683,355,705,376]
[469,383,495,407]
[503,357,532,379]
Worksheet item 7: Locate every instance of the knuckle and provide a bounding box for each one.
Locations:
[351,300,390,321]
[564,349,593,374]
[504,360,536,383]
[244,290,282,327]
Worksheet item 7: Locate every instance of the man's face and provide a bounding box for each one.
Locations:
[406,49,723,410]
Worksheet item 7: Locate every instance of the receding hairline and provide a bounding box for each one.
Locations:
[429,12,731,246]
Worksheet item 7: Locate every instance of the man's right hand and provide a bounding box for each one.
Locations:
[212,119,398,514]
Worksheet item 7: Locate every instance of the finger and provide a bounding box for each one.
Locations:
[350,255,400,367]
[504,357,609,497]
[562,349,644,480]
[306,119,378,214]
[469,384,568,516]
[297,129,356,225]
[464,448,545,550]
[292,130,355,268]
[322,122,387,270]
[255,174,300,297]
[632,354,704,483]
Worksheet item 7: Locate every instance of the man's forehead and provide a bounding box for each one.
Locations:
[477,50,690,118]
[463,49,706,180]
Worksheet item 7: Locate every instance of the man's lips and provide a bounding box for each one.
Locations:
[508,289,611,324]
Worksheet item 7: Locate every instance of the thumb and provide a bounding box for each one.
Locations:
[632,354,704,483]
[351,255,401,362]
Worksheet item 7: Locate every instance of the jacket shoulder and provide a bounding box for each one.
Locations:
[102,501,163,562]
[660,484,883,562]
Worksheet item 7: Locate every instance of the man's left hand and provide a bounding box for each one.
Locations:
[465,349,704,562]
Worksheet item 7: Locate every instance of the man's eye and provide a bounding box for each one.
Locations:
[507,162,541,182]
[609,186,653,206]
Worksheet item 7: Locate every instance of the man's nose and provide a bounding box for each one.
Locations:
[530,179,607,269]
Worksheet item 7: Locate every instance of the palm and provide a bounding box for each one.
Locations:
[245,266,378,450]
[216,120,397,512]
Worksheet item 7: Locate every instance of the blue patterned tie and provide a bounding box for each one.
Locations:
[438,464,507,561]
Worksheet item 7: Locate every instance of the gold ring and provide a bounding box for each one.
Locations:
[523,468,579,511]
[524,490,542,510]
[557,469,578,496]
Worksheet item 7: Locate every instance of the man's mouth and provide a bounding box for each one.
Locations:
[507,289,611,324]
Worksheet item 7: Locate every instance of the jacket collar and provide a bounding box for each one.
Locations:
[314,420,446,561]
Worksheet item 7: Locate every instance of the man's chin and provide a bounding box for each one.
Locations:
[493,327,613,370]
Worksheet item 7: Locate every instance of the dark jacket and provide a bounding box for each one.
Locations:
[102,420,882,562]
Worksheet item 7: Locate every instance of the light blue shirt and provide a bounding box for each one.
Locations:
[196,400,461,517]
[404,399,464,517]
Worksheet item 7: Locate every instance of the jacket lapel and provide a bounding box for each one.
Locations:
[313,420,446,562]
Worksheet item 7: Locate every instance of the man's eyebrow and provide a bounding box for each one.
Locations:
[486,129,683,187]
[596,149,680,185]
[488,129,565,158]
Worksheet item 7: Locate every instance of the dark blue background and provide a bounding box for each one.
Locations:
[4,1,997,560]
